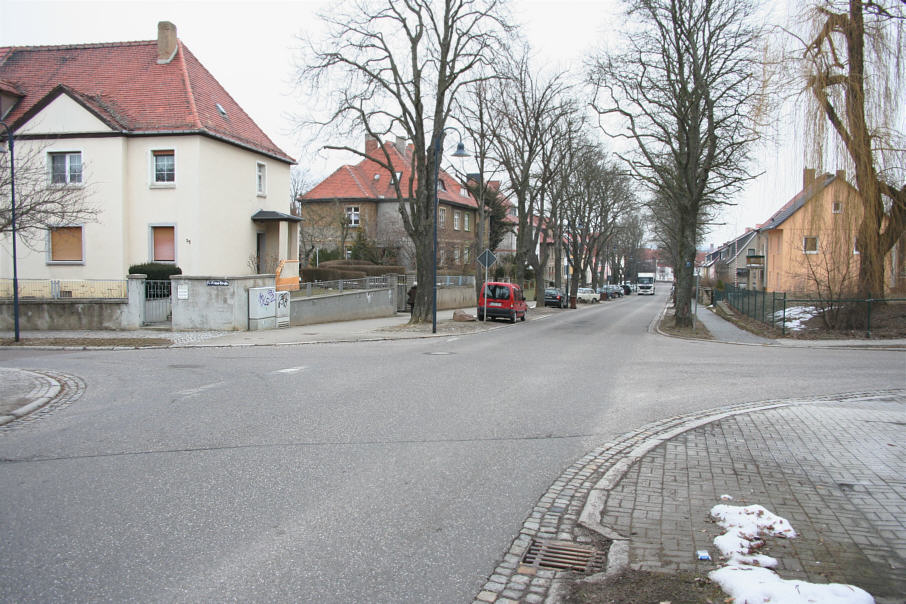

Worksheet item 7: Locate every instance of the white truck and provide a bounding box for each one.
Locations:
[637,273,656,295]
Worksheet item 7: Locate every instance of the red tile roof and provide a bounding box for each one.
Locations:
[302,141,478,209]
[0,40,292,163]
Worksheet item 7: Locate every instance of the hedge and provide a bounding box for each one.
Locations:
[128,263,182,280]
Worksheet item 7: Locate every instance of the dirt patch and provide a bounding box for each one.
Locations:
[658,307,714,340]
[566,568,726,604]
[0,337,171,348]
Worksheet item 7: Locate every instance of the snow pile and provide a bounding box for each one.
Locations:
[773,306,817,331]
[708,503,875,604]
[711,504,795,567]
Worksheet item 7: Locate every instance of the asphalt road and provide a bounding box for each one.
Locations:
[1,292,904,603]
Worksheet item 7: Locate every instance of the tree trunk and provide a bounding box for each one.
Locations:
[411,231,435,323]
[673,216,697,328]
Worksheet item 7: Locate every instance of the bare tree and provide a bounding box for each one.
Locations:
[0,144,96,248]
[797,0,906,298]
[456,76,505,295]
[297,0,509,323]
[560,142,636,297]
[590,0,766,327]
[489,52,575,297]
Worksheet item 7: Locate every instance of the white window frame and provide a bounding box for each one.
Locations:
[150,148,176,187]
[256,161,267,196]
[853,237,860,255]
[832,200,843,214]
[464,212,471,232]
[346,206,360,227]
[46,225,85,264]
[149,223,178,264]
[48,151,83,185]
[438,207,446,229]
[453,210,461,231]
[459,186,468,197]
[803,236,819,254]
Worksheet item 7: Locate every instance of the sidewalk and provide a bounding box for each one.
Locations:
[480,390,906,604]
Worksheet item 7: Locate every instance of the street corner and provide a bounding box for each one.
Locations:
[0,368,85,427]
[478,389,906,603]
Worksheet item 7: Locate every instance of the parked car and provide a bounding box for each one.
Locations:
[576,287,599,304]
[599,284,622,299]
[544,287,567,308]
[477,281,528,323]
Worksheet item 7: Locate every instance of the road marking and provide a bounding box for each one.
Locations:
[174,382,225,401]
[273,366,307,374]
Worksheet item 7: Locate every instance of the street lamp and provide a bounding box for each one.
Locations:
[0,120,19,342]
[431,127,469,334]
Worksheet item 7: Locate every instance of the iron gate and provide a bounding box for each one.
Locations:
[144,280,172,325]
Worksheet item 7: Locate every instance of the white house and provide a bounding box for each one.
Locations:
[0,22,298,291]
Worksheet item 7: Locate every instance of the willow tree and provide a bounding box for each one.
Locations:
[590,0,765,327]
[298,0,509,323]
[800,0,906,298]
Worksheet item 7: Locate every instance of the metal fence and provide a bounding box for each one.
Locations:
[294,274,474,298]
[0,278,127,299]
[710,284,905,337]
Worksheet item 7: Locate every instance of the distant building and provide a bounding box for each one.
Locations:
[299,136,479,272]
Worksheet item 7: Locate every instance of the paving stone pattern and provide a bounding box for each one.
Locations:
[474,390,906,604]
[0,370,86,434]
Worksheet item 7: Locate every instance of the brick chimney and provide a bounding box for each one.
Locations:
[157,21,178,64]
[365,134,379,155]
[803,168,816,189]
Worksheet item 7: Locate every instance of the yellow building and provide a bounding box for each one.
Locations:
[760,169,904,296]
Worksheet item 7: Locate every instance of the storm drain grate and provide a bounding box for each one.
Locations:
[521,539,606,573]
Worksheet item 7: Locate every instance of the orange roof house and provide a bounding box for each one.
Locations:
[0,22,298,296]
[300,136,479,271]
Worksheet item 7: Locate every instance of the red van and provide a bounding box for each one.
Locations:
[477,281,528,323]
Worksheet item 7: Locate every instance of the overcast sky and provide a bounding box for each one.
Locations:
[1,0,808,248]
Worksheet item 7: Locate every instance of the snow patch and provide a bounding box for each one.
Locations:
[773,305,818,331]
[710,565,875,604]
[708,502,874,604]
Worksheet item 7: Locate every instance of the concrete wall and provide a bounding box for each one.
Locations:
[290,288,396,326]
[170,275,273,331]
[437,285,476,310]
[0,276,144,330]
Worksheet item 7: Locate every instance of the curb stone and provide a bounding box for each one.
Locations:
[0,370,86,431]
[473,388,906,604]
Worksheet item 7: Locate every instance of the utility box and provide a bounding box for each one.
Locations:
[249,286,277,330]
[276,290,290,328]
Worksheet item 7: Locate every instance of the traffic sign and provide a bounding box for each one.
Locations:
[477,249,497,268]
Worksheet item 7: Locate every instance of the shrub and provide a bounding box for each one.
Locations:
[128,263,182,280]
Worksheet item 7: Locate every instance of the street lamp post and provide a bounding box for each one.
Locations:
[431,127,468,334]
[1,120,19,342]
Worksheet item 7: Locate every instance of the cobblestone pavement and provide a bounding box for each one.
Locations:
[475,390,906,604]
[0,368,85,432]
